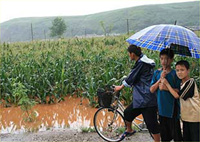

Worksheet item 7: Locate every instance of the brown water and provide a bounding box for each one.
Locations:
[0,96,97,134]
[0,96,143,134]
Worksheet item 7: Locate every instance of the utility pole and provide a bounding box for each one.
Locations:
[127,19,129,35]
[9,32,12,42]
[174,20,177,25]
[44,30,46,40]
[71,29,74,37]
[9,36,12,43]
[31,23,34,41]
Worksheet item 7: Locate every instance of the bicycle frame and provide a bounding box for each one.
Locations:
[111,93,148,132]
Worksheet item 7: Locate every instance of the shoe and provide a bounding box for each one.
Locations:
[119,130,136,141]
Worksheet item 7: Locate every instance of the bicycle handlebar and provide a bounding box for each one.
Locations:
[110,85,121,98]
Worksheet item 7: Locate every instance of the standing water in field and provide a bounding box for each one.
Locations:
[0,96,97,134]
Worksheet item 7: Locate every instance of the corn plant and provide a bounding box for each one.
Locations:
[0,36,199,107]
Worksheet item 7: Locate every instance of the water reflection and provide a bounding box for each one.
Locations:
[0,96,97,134]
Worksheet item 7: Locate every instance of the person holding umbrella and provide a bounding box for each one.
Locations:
[150,48,183,142]
[115,44,160,142]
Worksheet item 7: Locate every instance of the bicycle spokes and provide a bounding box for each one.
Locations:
[94,107,126,142]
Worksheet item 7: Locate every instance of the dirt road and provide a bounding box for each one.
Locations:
[1,128,153,142]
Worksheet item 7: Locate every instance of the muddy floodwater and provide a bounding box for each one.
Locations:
[0,96,98,134]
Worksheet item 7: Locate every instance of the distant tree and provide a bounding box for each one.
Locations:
[100,21,113,36]
[100,21,107,36]
[50,17,67,38]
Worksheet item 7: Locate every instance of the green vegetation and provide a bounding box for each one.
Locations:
[0,36,199,107]
[12,79,28,106]
[115,127,126,134]
[11,79,37,122]
[81,127,96,133]
[50,17,67,38]
[0,1,199,42]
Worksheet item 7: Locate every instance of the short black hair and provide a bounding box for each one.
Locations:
[127,45,142,56]
[160,48,174,59]
[175,60,190,69]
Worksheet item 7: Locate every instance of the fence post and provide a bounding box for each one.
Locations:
[127,19,129,35]
[31,23,34,41]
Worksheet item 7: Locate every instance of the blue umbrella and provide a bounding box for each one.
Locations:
[126,24,200,58]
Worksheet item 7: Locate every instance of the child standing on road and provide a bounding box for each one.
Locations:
[150,49,182,142]
[161,60,200,141]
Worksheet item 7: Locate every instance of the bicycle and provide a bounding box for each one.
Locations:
[93,86,151,142]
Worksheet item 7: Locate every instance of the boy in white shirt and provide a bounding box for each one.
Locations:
[161,60,200,141]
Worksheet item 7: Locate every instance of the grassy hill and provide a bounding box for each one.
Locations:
[0,1,199,42]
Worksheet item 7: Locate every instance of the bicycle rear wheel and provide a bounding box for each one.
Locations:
[93,107,126,142]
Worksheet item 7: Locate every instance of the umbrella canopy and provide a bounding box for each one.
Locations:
[126,24,200,58]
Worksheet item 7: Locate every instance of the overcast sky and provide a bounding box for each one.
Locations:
[0,0,197,23]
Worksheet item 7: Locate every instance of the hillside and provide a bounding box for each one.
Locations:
[0,1,199,42]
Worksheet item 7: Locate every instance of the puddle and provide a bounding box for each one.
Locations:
[0,96,143,134]
[0,96,97,134]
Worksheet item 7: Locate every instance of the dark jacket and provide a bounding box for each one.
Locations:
[122,54,157,108]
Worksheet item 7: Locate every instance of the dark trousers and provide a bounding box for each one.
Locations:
[183,121,199,141]
[159,115,183,142]
[124,103,160,134]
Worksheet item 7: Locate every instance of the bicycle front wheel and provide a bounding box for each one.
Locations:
[93,107,126,142]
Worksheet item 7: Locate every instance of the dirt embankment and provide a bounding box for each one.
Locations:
[1,128,153,142]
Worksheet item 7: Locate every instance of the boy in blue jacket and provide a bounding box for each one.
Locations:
[115,45,160,142]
